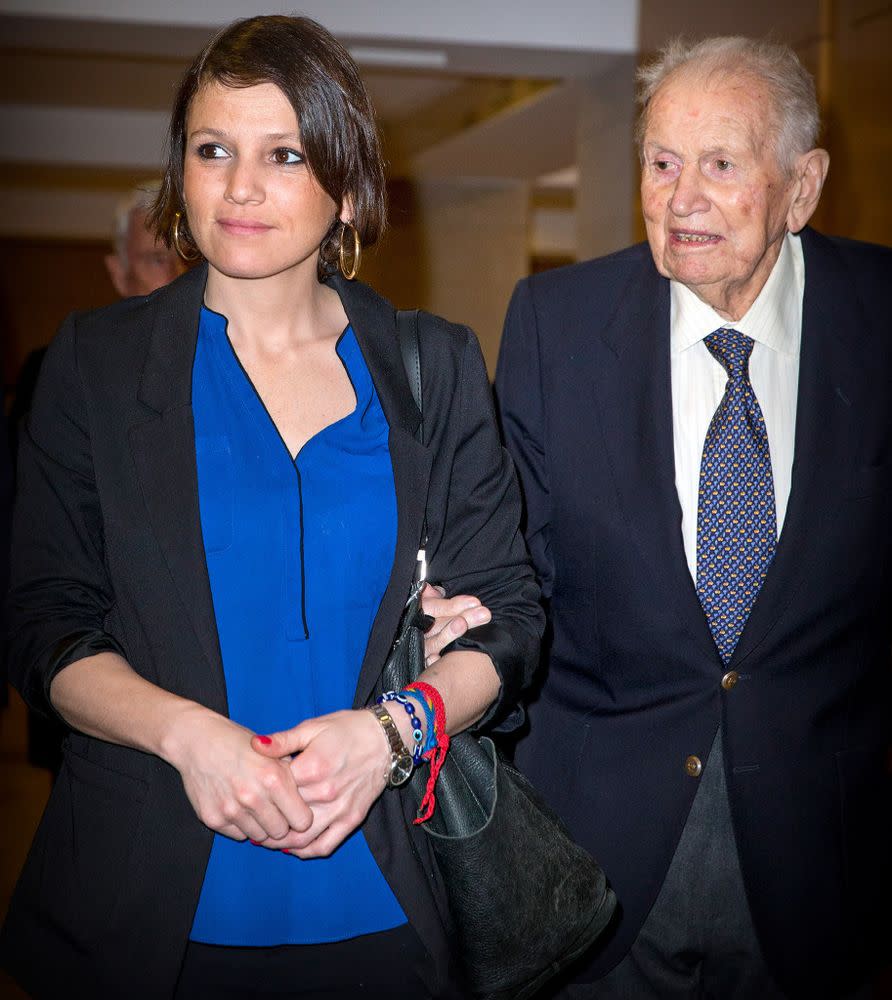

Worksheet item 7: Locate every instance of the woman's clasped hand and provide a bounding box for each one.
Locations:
[165,703,395,856]
[161,704,315,845]
[248,709,393,857]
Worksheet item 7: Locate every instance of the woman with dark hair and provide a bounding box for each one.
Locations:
[2,15,542,999]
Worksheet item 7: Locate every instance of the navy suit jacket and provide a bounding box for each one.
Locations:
[496,227,892,998]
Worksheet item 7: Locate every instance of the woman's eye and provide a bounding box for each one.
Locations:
[197,143,227,160]
[271,147,304,165]
[715,159,732,172]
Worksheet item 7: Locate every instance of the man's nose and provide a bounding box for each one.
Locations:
[224,159,264,204]
[668,164,709,217]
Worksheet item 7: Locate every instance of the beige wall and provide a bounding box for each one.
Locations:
[356,177,528,377]
[816,0,892,243]
[409,179,529,375]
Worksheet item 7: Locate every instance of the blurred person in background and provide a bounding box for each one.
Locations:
[1,14,541,999]
[9,179,185,445]
[104,180,185,297]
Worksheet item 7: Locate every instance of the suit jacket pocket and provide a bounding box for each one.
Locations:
[37,747,149,949]
[843,462,890,500]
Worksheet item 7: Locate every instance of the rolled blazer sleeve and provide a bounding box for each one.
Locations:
[7,314,124,719]
[424,324,544,725]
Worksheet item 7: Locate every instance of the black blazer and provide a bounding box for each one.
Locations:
[2,263,543,998]
[496,227,892,998]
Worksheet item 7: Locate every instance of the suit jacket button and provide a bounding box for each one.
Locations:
[685,755,702,777]
[721,670,740,691]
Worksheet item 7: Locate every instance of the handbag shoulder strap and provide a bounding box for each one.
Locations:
[395,308,428,577]
[396,308,422,445]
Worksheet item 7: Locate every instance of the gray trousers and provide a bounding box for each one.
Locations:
[556,730,872,999]
[558,729,787,1000]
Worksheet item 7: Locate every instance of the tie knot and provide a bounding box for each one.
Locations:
[704,328,753,379]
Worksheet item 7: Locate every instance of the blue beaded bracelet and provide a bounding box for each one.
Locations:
[377,690,425,764]
[402,690,437,754]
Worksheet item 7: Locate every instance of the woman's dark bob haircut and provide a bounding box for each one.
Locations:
[149,15,386,277]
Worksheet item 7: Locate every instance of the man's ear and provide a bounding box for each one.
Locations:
[105,253,127,298]
[786,148,830,234]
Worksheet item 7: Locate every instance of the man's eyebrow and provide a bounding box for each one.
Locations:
[642,140,681,157]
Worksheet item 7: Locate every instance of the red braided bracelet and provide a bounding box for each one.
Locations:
[403,681,450,824]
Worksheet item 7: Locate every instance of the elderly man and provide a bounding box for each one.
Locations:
[425,36,890,999]
[104,181,184,298]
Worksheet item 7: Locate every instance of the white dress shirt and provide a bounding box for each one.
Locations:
[671,231,805,581]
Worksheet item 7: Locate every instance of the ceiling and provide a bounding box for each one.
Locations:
[0,1,639,240]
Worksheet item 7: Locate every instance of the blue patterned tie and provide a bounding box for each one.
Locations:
[696,329,777,663]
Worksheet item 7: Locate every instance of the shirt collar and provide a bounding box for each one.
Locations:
[670,231,803,358]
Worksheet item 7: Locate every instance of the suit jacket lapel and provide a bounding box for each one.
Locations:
[129,263,229,713]
[327,275,431,707]
[732,228,864,666]
[590,254,720,661]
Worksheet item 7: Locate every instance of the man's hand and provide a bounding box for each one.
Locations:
[420,583,491,666]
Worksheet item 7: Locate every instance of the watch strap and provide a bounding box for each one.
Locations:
[368,704,414,787]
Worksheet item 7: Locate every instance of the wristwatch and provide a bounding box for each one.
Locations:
[368,704,414,787]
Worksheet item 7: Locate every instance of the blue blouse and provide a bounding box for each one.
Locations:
[189,305,407,945]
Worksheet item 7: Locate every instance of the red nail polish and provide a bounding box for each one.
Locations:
[250,839,261,845]
[256,735,272,745]
[281,850,292,856]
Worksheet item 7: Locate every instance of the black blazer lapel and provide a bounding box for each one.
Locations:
[589,256,720,662]
[327,275,432,707]
[732,228,865,666]
[128,263,228,713]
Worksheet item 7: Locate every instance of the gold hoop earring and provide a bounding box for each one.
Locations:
[172,211,201,262]
[338,222,361,280]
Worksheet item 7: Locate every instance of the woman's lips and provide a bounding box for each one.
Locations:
[217,218,273,235]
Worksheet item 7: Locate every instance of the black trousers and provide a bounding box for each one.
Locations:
[174,923,432,999]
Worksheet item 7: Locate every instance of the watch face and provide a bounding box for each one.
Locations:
[389,754,414,787]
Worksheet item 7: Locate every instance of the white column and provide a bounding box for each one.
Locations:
[411,179,530,376]
[575,62,638,261]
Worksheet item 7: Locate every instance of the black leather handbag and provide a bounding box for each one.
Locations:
[382,310,617,999]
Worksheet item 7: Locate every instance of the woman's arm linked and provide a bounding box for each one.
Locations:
[251,322,543,858]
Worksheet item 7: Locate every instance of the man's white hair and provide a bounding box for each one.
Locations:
[636,36,821,175]
[112,180,163,267]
